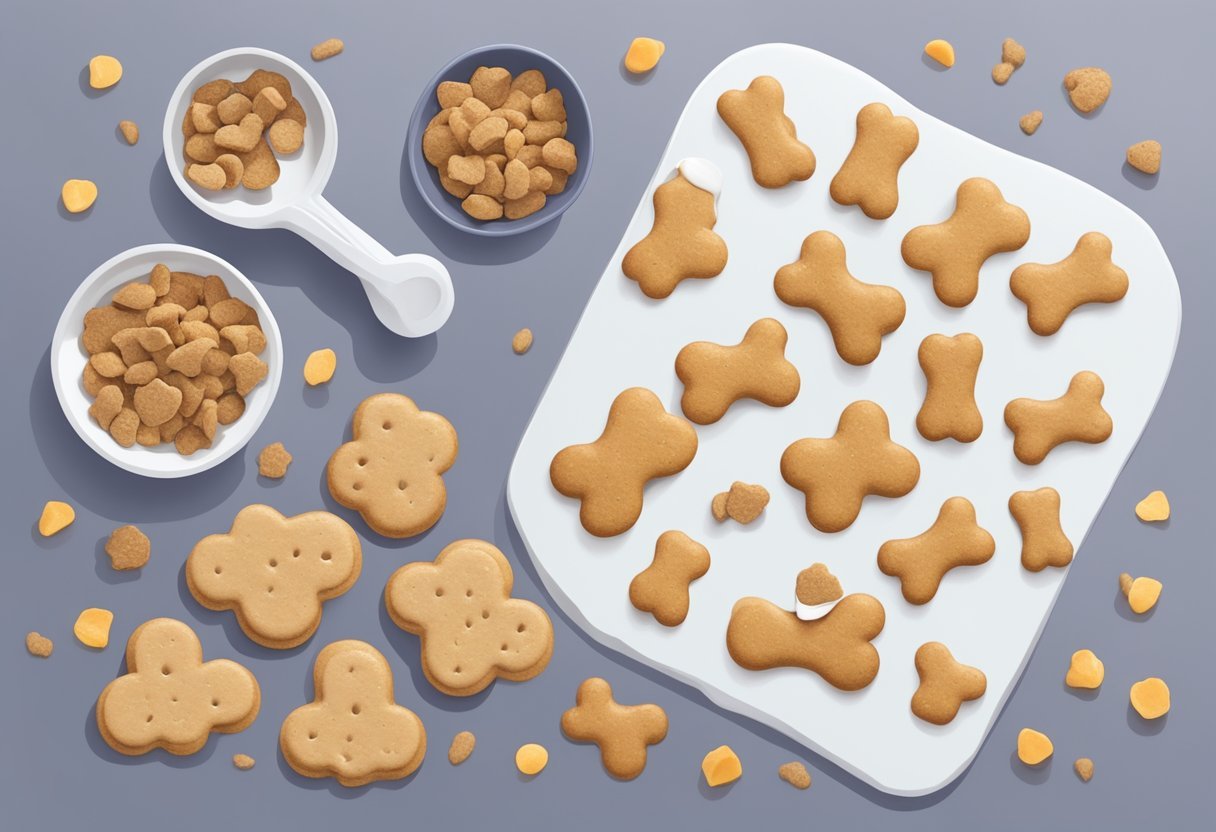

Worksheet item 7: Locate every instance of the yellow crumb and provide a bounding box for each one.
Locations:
[88,55,123,89]
[515,742,548,775]
[1017,728,1053,765]
[38,501,75,536]
[303,348,336,385]
[61,180,97,214]
[1129,677,1170,719]
[73,608,114,649]
[1134,490,1169,522]
[924,39,956,68]
[625,38,666,74]
[1065,649,1104,689]
[702,745,742,786]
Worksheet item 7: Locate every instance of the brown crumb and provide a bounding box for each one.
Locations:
[796,563,843,606]
[257,442,293,478]
[710,491,729,522]
[1002,38,1026,68]
[512,328,533,355]
[724,481,769,524]
[778,761,811,789]
[311,38,344,61]
[232,753,256,770]
[1019,110,1043,135]
[105,525,150,570]
[118,120,139,145]
[992,63,1014,85]
[1126,140,1161,175]
[1074,757,1094,782]
[25,631,53,657]
[448,730,476,765]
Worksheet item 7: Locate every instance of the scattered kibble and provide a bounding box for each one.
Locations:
[1016,728,1053,766]
[105,525,150,570]
[38,501,75,536]
[1126,141,1162,175]
[1119,572,1162,614]
[992,37,1026,85]
[1019,110,1043,135]
[303,348,337,385]
[777,761,811,790]
[1074,757,1094,782]
[512,328,533,355]
[448,731,476,765]
[1063,67,1111,114]
[310,38,344,61]
[88,55,123,89]
[515,742,548,775]
[701,745,742,787]
[1134,489,1170,521]
[257,442,293,479]
[73,608,114,649]
[118,120,139,145]
[232,753,256,770]
[624,37,666,74]
[924,39,956,68]
[1130,677,1170,719]
[1065,649,1104,689]
[25,632,54,658]
[61,180,98,214]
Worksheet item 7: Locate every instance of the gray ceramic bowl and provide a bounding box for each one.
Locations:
[407,44,593,237]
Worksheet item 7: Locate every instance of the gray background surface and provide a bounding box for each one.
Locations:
[2,1,1212,829]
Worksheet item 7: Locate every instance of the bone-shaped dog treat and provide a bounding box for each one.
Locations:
[911,642,987,725]
[675,317,800,424]
[781,400,920,532]
[916,333,984,442]
[629,530,711,627]
[877,497,996,605]
[551,388,698,537]
[1009,487,1074,571]
[901,177,1031,307]
[716,76,816,188]
[726,594,885,691]
[622,162,728,299]
[774,231,906,365]
[560,677,669,780]
[1004,371,1113,465]
[830,102,920,219]
[1010,232,1129,336]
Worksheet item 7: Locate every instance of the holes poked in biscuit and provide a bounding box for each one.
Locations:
[901,177,1030,307]
[829,102,919,220]
[1004,371,1112,465]
[675,318,799,424]
[628,531,711,627]
[550,388,698,537]
[1009,232,1128,336]
[774,230,906,365]
[916,333,983,443]
[560,677,669,780]
[716,75,815,188]
[911,642,986,725]
[1009,487,1074,572]
[877,497,995,605]
[780,400,920,533]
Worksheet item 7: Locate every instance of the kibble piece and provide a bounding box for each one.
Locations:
[624,37,666,74]
[504,128,525,160]
[174,424,211,455]
[1064,67,1112,113]
[702,745,742,787]
[489,107,527,131]
[505,191,546,220]
[257,442,293,478]
[1120,573,1163,614]
[74,608,114,648]
[1002,38,1026,68]
[511,69,547,98]
[195,398,218,441]
[311,38,344,61]
[469,116,509,152]
[448,731,476,765]
[214,113,265,153]
[1074,758,1094,782]
[449,154,487,186]
[778,761,811,790]
[109,407,140,447]
[26,631,54,658]
[268,119,305,154]
[423,124,462,168]
[187,163,227,191]
[118,120,139,145]
[89,385,124,429]
[214,154,244,189]
[221,325,267,355]
[1019,110,1043,135]
[515,742,548,775]
[38,501,75,536]
[474,158,506,197]
[523,120,564,146]
[251,87,287,125]
[924,39,955,68]
[462,194,504,221]
[232,753,256,770]
[992,62,1014,85]
[541,138,577,175]
[113,281,157,311]
[503,89,534,117]
[303,348,336,385]
[531,89,566,122]
[1129,677,1170,719]
[216,93,253,125]
[471,66,512,108]
[88,55,123,89]
[185,133,221,163]
[1017,728,1052,765]
[512,328,533,354]
[437,81,473,109]
[209,298,250,329]
[1126,141,1162,175]
[105,525,150,570]
[503,159,530,200]
[216,392,245,425]
[61,179,98,213]
[191,102,222,133]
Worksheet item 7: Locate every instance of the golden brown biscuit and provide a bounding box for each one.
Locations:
[726,594,885,691]
[448,730,476,765]
[1009,487,1074,571]
[916,333,983,442]
[1004,371,1112,464]
[550,388,698,537]
[781,401,920,532]
[711,481,770,525]
[561,677,668,780]
[628,531,711,627]
[279,640,426,787]
[877,497,995,605]
[717,76,815,188]
[186,505,362,649]
[105,524,150,570]
[385,539,553,696]
[1009,232,1129,336]
[1063,67,1111,113]
[829,102,919,219]
[796,563,843,607]
[774,231,906,365]
[327,393,458,538]
[911,642,987,725]
[96,618,260,756]
[901,178,1031,307]
[674,318,800,424]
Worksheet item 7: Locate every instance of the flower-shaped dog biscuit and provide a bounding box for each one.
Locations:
[96,618,260,756]
[186,505,362,649]
[385,539,553,696]
[280,640,427,787]
[327,393,458,538]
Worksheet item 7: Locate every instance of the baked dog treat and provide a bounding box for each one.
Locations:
[716,76,816,188]
[186,505,362,649]
[1009,487,1074,571]
[560,677,669,780]
[774,231,906,365]
[710,481,770,524]
[795,562,844,621]
[622,160,728,299]
[280,640,426,786]
[1009,232,1129,336]
[1063,67,1112,114]
[916,333,983,443]
[726,593,885,691]
[327,393,458,538]
[829,103,919,219]
[1004,371,1113,464]
[675,318,800,423]
[877,497,996,605]
[385,539,553,696]
[901,178,1031,307]
[96,618,260,756]
[550,387,698,537]
[781,400,920,532]
[911,642,987,725]
[629,530,711,627]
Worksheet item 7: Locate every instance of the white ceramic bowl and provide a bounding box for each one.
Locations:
[50,244,283,478]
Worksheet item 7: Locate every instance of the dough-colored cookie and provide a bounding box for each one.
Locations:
[622,162,728,299]
[829,102,919,220]
[901,178,1031,307]
[675,318,800,424]
[384,539,553,696]
[551,387,698,537]
[1009,487,1074,571]
[186,505,362,649]
[280,640,426,787]
[911,642,986,725]
[774,230,906,365]
[1063,67,1111,113]
[1004,371,1112,465]
[1010,232,1128,336]
[781,400,920,532]
[877,497,995,605]
[916,333,983,442]
[711,481,770,524]
[96,618,260,756]
[326,393,458,538]
[560,677,668,780]
[629,531,711,627]
[726,594,885,691]
[716,76,815,188]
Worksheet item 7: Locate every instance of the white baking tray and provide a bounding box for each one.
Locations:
[507,44,1180,796]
